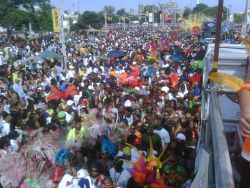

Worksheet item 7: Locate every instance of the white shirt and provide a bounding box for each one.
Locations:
[13,83,27,99]
[66,70,75,80]
[65,112,72,124]
[109,168,131,188]
[154,128,170,149]
[0,120,10,137]
[9,139,19,153]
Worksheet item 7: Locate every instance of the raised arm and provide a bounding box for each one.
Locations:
[239,58,250,137]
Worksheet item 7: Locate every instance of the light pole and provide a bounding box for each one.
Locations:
[123,16,126,31]
[60,0,67,70]
[213,0,224,72]
[242,0,249,35]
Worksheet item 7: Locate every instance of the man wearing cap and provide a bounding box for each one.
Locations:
[57,111,68,135]
[59,103,73,124]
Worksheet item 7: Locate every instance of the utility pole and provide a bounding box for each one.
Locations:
[104,7,107,32]
[242,0,249,35]
[60,0,67,70]
[78,0,80,13]
[29,23,32,37]
[213,0,224,72]
[153,5,155,24]
[123,16,126,31]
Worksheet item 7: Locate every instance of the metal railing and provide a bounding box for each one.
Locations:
[196,43,248,188]
[208,91,235,188]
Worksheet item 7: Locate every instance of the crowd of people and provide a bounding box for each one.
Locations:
[0,25,210,188]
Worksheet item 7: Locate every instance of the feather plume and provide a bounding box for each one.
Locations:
[0,152,27,187]
[101,139,117,157]
[209,72,244,91]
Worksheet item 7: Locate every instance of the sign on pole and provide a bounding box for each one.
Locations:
[247,9,250,24]
[149,13,153,23]
[52,9,61,32]
[229,14,234,23]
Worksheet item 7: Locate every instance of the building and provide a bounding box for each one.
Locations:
[159,0,179,25]
[62,12,79,30]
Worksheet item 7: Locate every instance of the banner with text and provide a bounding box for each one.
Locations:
[52,9,61,33]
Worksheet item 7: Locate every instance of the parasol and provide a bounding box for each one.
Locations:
[107,50,125,58]
[24,55,44,63]
[38,50,63,60]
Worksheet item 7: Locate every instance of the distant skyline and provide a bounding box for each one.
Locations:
[50,0,249,14]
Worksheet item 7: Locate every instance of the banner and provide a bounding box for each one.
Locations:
[52,9,61,33]
[149,13,153,23]
[229,14,234,23]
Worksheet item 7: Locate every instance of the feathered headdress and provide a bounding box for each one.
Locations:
[125,139,172,187]
[55,148,70,166]
[0,152,26,187]
[101,138,117,157]
[47,85,78,102]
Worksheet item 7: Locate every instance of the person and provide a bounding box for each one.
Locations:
[109,157,131,188]
[238,58,250,188]
[141,124,162,155]
[117,119,130,136]
[89,162,105,188]
[153,119,170,149]
[102,176,114,188]
[12,78,26,99]
[0,111,11,137]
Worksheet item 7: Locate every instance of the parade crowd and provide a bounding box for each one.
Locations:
[0,25,240,188]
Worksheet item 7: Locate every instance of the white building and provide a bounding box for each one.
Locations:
[62,13,79,30]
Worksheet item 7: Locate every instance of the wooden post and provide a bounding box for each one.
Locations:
[213,0,224,72]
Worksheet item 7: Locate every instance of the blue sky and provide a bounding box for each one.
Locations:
[51,0,248,14]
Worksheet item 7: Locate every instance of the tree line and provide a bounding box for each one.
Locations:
[0,1,246,33]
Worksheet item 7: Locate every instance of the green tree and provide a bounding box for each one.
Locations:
[74,11,104,30]
[203,6,229,21]
[234,13,244,23]
[203,6,217,17]
[193,3,208,13]
[116,8,127,17]
[0,0,52,35]
[183,7,191,18]
[35,3,53,31]
[104,5,116,15]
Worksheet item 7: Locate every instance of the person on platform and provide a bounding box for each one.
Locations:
[239,58,250,188]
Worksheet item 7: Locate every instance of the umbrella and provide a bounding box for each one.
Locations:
[107,50,125,58]
[24,56,44,63]
[38,51,63,60]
